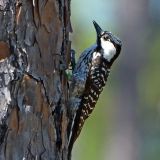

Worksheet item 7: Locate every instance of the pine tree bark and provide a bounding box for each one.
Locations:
[0,0,71,159]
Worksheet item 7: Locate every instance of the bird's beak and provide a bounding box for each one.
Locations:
[93,20,103,37]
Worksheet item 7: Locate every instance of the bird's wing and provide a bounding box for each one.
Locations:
[70,44,97,98]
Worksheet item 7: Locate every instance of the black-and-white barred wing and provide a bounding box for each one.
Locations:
[70,44,97,99]
[68,44,97,148]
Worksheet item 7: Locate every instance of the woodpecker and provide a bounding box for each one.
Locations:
[68,21,122,158]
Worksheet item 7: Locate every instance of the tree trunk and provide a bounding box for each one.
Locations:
[0,0,72,159]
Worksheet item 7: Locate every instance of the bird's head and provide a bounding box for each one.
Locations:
[93,20,122,63]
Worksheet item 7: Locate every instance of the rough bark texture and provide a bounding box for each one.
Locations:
[0,0,71,159]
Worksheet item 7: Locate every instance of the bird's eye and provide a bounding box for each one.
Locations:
[103,35,109,41]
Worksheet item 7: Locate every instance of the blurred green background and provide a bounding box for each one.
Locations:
[70,0,160,160]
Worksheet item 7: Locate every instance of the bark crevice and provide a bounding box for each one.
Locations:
[0,0,71,159]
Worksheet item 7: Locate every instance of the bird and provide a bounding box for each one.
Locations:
[68,20,122,159]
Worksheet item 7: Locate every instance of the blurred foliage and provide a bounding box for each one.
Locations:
[138,33,160,109]
[137,32,160,160]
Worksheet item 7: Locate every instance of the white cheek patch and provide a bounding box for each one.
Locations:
[101,40,116,61]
